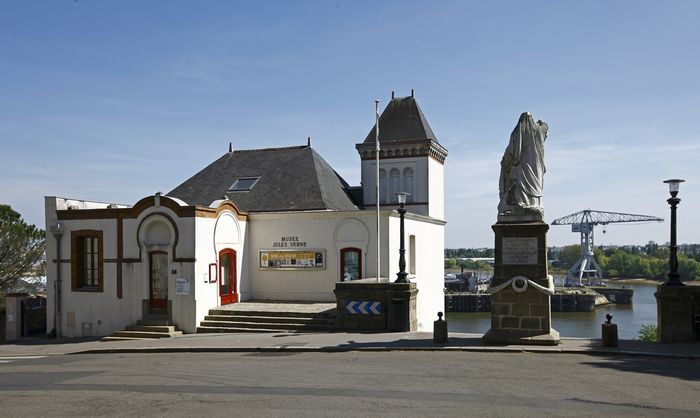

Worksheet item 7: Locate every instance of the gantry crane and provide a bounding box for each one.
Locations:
[551,210,663,286]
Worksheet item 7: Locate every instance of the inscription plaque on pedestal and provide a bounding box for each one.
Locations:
[502,237,538,265]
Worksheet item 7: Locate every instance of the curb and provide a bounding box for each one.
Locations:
[70,345,700,360]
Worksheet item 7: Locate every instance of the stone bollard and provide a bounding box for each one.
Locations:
[601,313,619,347]
[433,312,448,344]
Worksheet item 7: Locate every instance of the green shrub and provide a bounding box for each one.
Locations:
[637,324,658,342]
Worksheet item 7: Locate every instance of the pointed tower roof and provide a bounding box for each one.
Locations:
[362,96,438,145]
[356,94,447,163]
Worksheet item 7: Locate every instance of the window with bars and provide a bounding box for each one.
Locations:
[71,230,103,292]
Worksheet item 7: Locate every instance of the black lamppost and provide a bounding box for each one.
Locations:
[663,179,685,286]
[50,221,64,338]
[395,192,409,283]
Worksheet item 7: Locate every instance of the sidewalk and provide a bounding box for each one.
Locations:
[1,332,698,359]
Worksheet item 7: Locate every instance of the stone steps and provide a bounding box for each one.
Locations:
[102,336,148,342]
[196,326,294,334]
[207,309,333,319]
[126,325,179,333]
[102,319,183,341]
[204,314,334,325]
[197,307,336,334]
[111,330,183,339]
[136,319,173,326]
[199,320,334,332]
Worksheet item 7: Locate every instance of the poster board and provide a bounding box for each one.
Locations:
[175,277,191,295]
[259,249,325,270]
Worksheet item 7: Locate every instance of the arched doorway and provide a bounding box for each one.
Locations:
[340,247,362,282]
[219,249,238,305]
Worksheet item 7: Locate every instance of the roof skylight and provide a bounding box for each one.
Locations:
[228,177,260,192]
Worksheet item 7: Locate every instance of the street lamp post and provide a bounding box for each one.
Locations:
[50,222,64,337]
[663,179,685,286]
[395,192,409,283]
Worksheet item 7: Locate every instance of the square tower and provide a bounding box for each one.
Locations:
[356,94,447,219]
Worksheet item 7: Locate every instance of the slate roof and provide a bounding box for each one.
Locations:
[168,145,359,212]
[363,96,439,145]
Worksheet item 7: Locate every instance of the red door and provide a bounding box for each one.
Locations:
[219,249,238,305]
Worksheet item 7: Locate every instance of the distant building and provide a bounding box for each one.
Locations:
[459,257,496,266]
[44,95,448,337]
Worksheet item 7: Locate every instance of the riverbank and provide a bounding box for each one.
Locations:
[605,277,660,285]
[606,277,700,286]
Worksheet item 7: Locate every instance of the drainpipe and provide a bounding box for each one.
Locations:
[51,222,64,338]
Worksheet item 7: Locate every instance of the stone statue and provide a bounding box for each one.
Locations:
[498,112,549,220]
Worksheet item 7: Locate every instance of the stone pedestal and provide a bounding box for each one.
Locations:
[334,280,417,332]
[482,221,560,345]
[656,285,700,343]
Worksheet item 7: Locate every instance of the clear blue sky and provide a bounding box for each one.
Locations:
[2,1,699,248]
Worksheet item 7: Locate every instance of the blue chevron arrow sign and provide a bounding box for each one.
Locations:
[345,300,382,315]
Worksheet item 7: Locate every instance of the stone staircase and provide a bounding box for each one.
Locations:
[197,305,336,334]
[103,317,183,341]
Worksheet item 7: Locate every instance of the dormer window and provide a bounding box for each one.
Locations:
[229,177,260,191]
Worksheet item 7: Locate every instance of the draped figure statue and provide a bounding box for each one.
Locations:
[498,112,549,220]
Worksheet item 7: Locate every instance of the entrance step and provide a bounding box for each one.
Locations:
[101,336,145,342]
[102,320,183,341]
[126,325,179,333]
[197,303,336,334]
[136,315,173,327]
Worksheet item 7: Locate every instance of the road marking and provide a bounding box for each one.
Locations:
[0,356,47,364]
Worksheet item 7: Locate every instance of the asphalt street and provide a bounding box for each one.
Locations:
[0,351,698,417]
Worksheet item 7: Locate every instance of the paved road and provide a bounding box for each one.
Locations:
[1,351,698,417]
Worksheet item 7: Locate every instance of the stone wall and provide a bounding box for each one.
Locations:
[334,280,417,332]
[491,286,551,333]
[656,284,700,343]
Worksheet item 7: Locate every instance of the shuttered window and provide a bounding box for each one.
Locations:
[71,230,103,292]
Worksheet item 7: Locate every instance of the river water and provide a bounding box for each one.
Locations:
[446,282,658,339]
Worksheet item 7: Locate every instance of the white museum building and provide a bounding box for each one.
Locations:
[44,95,448,337]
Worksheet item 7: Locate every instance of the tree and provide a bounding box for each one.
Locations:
[558,245,581,269]
[645,242,658,256]
[653,247,670,259]
[0,205,45,306]
[594,248,609,275]
[607,251,632,277]
[678,255,700,280]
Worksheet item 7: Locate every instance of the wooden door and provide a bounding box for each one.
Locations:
[149,251,168,311]
[340,248,362,282]
[219,249,238,305]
